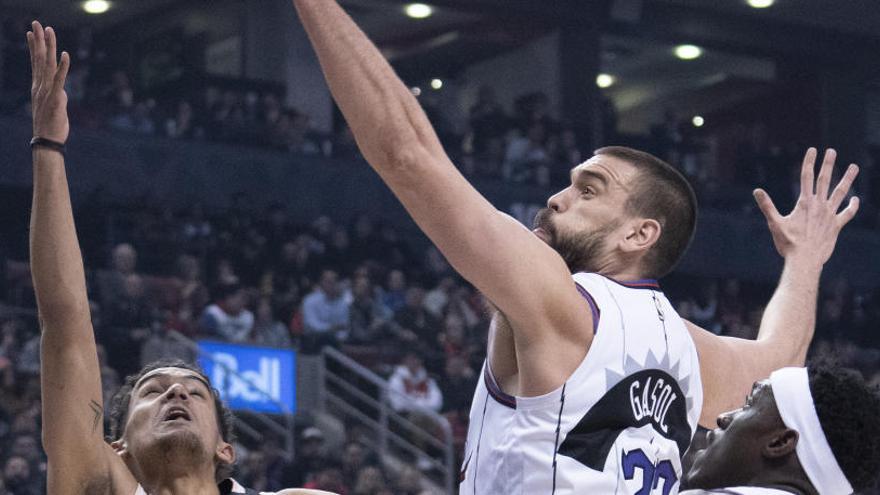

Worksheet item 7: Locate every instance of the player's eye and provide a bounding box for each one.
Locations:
[581,186,596,197]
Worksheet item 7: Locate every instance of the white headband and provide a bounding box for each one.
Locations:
[769,367,853,495]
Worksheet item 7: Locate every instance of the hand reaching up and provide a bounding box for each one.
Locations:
[27,21,70,144]
[753,147,859,267]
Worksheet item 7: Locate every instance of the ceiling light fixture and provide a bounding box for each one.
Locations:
[746,0,775,8]
[405,3,434,19]
[674,44,703,60]
[596,73,616,88]
[431,78,443,90]
[692,116,705,127]
[82,0,111,14]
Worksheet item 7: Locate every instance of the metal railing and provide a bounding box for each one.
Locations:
[167,331,296,461]
[320,346,455,494]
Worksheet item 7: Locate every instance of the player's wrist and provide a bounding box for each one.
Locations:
[30,136,66,156]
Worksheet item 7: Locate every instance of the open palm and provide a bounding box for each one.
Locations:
[753,147,859,266]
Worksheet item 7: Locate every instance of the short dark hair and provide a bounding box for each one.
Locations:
[594,146,697,278]
[108,359,237,481]
[809,366,880,491]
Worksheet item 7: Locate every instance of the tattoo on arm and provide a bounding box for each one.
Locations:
[90,400,102,434]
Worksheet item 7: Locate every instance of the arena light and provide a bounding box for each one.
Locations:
[405,3,434,19]
[431,78,443,90]
[596,73,616,89]
[692,116,705,127]
[411,86,422,97]
[746,0,775,8]
[674,44,703,60]
[82,0,111,14]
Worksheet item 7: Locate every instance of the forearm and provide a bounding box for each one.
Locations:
[30,149,91,328]
[755,255,822,367]
[291,0,441,169]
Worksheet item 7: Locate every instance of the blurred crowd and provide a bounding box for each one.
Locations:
[2,196,879,493]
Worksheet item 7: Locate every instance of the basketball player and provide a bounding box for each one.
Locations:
[27,22,333,495]
[289,1,860,493]
[682,366,880,495]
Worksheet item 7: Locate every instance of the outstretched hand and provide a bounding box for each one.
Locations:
[27,21,70,144]
[753,147,859,266]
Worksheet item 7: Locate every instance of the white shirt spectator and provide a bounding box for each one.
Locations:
[201,304,254,343]
[388,358,443,413]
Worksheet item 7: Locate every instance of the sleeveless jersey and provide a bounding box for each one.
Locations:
[459,273,703,495]
[681,488,796,494]
[135,478,267,495]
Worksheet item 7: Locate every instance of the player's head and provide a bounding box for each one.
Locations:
[685,366,880,494]
[108,359,236,482]
[535,146,696,278]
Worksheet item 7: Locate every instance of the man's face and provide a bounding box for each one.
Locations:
[535,155,637,273]
[685,380,787,490]
[115,367,232,474]
[320,271,340,298]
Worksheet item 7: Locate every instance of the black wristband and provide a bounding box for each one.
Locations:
[30,136,66,155]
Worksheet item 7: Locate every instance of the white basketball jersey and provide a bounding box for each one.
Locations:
[459,273,703,495]
[681,489,794,494]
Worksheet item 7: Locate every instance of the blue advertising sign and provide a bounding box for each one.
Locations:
[197,341,296,414]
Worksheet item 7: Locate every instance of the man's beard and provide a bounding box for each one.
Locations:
[533,208,619,274]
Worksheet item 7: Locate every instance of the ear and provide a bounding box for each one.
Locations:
[216,440,235,467]
[763,428,798,459]
[620,218,662,254]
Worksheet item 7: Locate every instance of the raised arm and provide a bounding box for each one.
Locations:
[28,22,132,494]
[290,0,591,378]
[690,147,859,426]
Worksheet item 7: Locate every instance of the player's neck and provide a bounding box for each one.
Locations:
[139,473,221,495]
[136,455,220,495]
[749,473,818,495]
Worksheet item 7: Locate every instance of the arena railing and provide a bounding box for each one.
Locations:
[166,330,296,461]
[319,346,456,495]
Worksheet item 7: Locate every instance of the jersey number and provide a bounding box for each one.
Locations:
[621,449,677,495]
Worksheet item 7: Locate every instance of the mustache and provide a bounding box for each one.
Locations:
[533,208,555,235]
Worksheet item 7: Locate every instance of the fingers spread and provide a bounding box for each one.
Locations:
[837,196,860,228]
[800,147,817,198]
[753,188,781,223]
[815,148,836,199]
[829,164,859,211]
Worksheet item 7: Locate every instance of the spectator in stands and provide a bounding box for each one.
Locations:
[101,243,138,303]
[287,426,331,486]
[303,460,348,494]
[388,352,442,414]
[1,455,41,495]
[468,85,509,156]
[252,298,292,348]
[348,275,392,344]
[301,269,350,352]
[381,269,407,314]
[341,440,373,488]
[100,273,153,377]
[392,286,441,349]
[165,100,202,140]
[423,276,454,318]
[439,355,476,415]
[503,122,550,183]
[200,282,254,342]
[352,466,391,495]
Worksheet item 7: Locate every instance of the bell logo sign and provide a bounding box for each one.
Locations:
[197,341,296,414]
